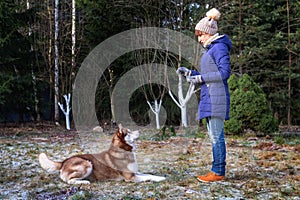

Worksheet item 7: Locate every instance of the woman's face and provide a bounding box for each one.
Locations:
[195,30,211,45]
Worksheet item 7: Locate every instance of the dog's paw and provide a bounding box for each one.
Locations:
[135,174,166,182]
[67,179,91,185]
[152,176,166,182]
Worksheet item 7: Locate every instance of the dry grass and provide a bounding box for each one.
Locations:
[0,126,299,199]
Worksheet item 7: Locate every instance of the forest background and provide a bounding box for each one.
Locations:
[0,0,299,131]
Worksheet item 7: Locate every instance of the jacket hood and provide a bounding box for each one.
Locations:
[209,34,232,50]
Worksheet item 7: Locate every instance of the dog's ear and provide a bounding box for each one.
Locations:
[118,124,123,133]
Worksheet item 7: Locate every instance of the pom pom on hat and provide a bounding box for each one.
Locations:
[195,8,221,35]
[206,8,221,21]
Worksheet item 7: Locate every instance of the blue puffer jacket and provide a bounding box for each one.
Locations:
[190,34,232,120]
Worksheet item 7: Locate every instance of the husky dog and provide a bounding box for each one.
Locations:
[39,124,166,184]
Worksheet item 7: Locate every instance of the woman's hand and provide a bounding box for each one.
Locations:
[176,67,190,76]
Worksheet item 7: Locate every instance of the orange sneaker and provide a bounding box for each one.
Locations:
[197,172,224,183]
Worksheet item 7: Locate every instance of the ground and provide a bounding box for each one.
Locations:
[0,123,299,200]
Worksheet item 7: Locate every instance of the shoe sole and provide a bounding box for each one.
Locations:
[196,177,209,183]
[196,177,224,183]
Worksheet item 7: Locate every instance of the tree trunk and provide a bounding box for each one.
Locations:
[32,71,40,121]
[109,68,116,122]
[71,0,76,85]
[54,0,59,122]
[147,99,162,129]
[169,79,196,128]
[58,94,71,130]
[27,0,40,121]
[238,0,243,74]
[47,1,53,120]
[181,104,187,127]
[154,99,161,129]
[286,0,291,127]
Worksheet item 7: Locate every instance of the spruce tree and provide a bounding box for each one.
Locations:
[225,74,278,134]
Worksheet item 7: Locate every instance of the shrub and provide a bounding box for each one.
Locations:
[225,74,278,135]
[152,125,176,141]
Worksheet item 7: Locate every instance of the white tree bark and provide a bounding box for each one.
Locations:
[169,76,198,127]
[71,0,76,71]
[147,99,162,129]
[169,0,198,127]
[58,93,71,130]
[134,28,167,129]
[54,0,60,122]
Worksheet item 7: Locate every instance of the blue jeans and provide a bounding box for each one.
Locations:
[206,117,226,176]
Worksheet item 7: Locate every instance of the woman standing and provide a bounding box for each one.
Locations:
[177,8,232,182]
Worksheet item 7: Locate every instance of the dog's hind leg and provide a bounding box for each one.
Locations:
[60,159,93,184]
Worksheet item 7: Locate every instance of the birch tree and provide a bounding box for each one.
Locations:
[56,0,76,130]
[71,0,76,73]
[133,13,168,129]
[54,0,59,122]
[129,0,200,128]
[34,0,55,119]
[134,46,168,129]
[168,0,200,127]
[58,93,71,130]
[169,79,198,127]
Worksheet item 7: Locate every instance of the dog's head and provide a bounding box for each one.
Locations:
[112,124,140,151]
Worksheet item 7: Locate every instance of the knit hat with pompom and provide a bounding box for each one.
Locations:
[195,8,221,35]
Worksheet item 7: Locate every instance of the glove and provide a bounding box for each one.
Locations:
[186,75,202,84]
[176,67,190,76]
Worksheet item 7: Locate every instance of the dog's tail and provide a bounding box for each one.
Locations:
[39,153,62,172]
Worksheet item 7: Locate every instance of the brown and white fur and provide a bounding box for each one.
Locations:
[39,124,166,184]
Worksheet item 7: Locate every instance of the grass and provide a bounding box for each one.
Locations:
[274,134,300,146]
[0,126,299,199]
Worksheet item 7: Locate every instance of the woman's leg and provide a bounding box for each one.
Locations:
[207,117,226,176]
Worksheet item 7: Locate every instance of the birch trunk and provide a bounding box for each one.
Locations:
[58,94,71,130]
[169,78,197,127]
[147,99,162,129]
[54,0,59,122]
[181,105,187,127]
[71,0,76,72]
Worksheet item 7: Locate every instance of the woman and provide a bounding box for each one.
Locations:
[177,8,232,182]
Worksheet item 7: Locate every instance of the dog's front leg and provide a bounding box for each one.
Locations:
[67,179,91,184]
[134,172,166,182]
[122,172,136,182]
